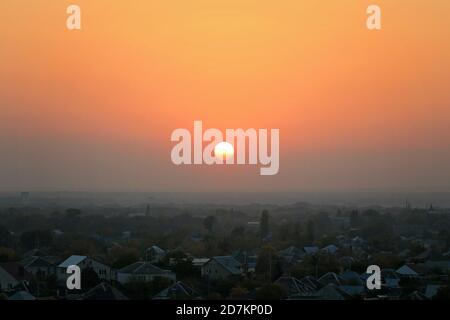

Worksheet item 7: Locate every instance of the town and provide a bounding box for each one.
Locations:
[0,195,449,300]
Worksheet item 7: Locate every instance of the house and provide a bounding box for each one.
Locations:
[300,276,323,291]
[274,276,317,298]
[424,284,442,299]
[381,269,401,288]
[192,258,210,268]
[117,261,175,284]
[396,263,427,278]
[339,256,355,270]
[0,266,19,292]
[20,256,56,277]
[338,285,365,297]
[57,255,114,283]
[201,256,242,280]
[303,246,319,255]
[0,262,27,282]
[83,282,128,300]
[146,245,167,263]
[318,272,343,286]
[22,248,51,258]
[321,245,338,255]
[340,271,363,285]
[153,281,200,299]
[232,250,258,273]
[316,284,351,300]
[8,290,36,300]
[278,246,304,265]
[404,290,428,300]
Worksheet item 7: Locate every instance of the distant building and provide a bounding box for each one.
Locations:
[57,255,114,283]
[153,281,200,300]
[201,256,242,280]
[117,261,175,284]
[278,246,304,262]
[146,245,167,263]
[247,221,260,229]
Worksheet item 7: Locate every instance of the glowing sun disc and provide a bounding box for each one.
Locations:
[214,141,234,159]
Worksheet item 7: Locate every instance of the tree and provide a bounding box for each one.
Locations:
[255,284,287,300]
[350,210,359,228]
[260,210,270,239]
[434,285,450,300]
[255,245,282,282]
[306,219,315,244]
[66,208,82,217]
[0,225,12,247]
[203,216,217,233]
[230,226,245,238]
[81,267,100,290]
[20,230,53,251]
[0,247,17,262]
[112,249,140,269]
[171,258,199,280]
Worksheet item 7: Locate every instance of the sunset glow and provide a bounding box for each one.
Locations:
[1,1,450,192]
[214,142,234,161]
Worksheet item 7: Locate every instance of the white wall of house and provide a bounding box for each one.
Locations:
[26,266,56,277]
[57,257,114,282]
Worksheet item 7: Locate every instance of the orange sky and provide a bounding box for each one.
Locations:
[1,0,450,192]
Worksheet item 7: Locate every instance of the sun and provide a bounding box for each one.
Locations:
[214,141,234,160]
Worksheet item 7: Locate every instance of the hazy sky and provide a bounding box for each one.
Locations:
[1,0,450,192]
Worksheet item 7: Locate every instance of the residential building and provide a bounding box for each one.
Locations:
[57,255,114,282]
[201,256,242,280]
[153,281,200,299]
[117,261,175,284]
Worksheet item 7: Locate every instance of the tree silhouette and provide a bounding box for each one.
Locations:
[203,215,217,233]
[260,210,270,239]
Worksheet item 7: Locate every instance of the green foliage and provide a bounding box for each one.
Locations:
[306,219,315,244]
[81,267,100,290]
[260,210,270,239]
[112,250,140,269]
[434,285,450,300]
[289,254,340,279]
[20,229,53,251]
[203,216,217,233]
[255,283,287,300]
[255,245,283,281]
[0,247,17,262]
[122,277,172,300]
